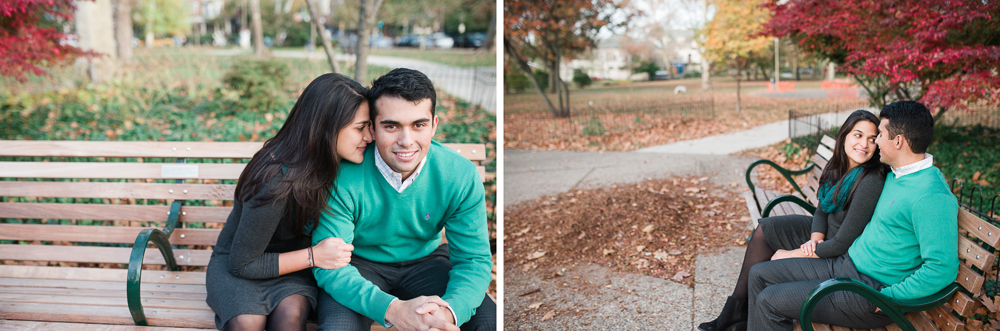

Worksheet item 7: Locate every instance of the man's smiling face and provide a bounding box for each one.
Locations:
[374,96,437,180]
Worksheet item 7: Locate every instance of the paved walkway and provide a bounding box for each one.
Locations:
[205,48,496,112]
[504,109,857,330]
[634,109,860,155]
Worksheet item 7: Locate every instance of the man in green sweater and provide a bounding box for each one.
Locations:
[747,101,958,331]
[312,68,494,331]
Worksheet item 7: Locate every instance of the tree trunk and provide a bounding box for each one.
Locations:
[827,62,836,80]
[306,0,340,73]
[114,0,132,65]
[250,0,264,56]
[548,59,558,93]
[791,45,799,81]
[701,60,711,91]
[75,0,118,83]
[481,6,496,51]
[505,38,560,117]
[355,0,384,82]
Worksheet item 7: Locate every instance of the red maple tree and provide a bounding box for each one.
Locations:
[1,0,92,82]
[762,0,1000,116]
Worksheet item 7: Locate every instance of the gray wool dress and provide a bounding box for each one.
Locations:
[206,174,317,329]
[760,173,885,257]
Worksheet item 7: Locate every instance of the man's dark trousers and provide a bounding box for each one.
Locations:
[315,245,496,331]
[748,254,893,331]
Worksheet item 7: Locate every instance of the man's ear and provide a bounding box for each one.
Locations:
[431,115,439,131]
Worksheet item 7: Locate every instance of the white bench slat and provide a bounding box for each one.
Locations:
[0,181,236,200]
[0,203,231,224]
[0,265,206,285]
[0,244,212,266]
[0,224,220,246]
[0,162,245,180]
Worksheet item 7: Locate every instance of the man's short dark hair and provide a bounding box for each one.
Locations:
[879,100,934,154]
[368,68,436,120]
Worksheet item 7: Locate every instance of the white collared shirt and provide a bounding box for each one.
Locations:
[374,148,428,192]
[891,153,934,178]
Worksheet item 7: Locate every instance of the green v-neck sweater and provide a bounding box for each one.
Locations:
[848,166,958,300]
[312,141,491,327]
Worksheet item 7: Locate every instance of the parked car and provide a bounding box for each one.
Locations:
[428,32,454,48]
[454,32,487,48]
[653,70,671,80]
[395,34,420,47]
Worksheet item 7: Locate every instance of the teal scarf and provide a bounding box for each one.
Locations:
[817,166,863,214]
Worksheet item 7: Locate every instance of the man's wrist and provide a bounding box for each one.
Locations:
[384,298,399,328]
[445,303,458,325]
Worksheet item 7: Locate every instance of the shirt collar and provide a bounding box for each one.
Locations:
[374,148,428,192]
[891,153,934,178]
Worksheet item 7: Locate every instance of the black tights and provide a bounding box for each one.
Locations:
[223,294,310,331]
[732,225,776,300]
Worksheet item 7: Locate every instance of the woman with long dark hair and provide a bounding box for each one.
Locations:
[699,110,889,331]
[206,73,372,330]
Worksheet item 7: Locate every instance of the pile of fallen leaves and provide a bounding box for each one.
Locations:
[504,177,750,286]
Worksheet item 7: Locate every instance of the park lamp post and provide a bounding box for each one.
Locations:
[774,37,779,90]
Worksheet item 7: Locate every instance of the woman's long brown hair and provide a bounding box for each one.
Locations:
[234,73,368,235]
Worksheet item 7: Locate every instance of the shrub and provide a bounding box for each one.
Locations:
[506,70,530,93]
[633,61,660,78]
[581,115,606,136]
[533,69,549,91]
[222,59,291,113]
[572,69,593,88]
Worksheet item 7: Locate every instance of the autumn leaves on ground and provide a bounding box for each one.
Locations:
[505,177,750,286]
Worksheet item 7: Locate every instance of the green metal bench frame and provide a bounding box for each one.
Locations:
[126,200,184,326]
[799,278,960,331]
[745,159,815,205]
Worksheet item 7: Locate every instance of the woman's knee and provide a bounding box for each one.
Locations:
[224,314,266,331]
[273,294,311,319]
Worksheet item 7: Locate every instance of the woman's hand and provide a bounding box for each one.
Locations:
[771,249,818,260]
[799,239,823,257]
[312,237,354,269]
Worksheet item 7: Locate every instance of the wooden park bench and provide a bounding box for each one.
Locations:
[743,135,1000,331]
[0,140,491,330]
[743,135,835,227]
[796,205,1000,331]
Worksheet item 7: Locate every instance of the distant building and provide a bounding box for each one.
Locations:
[564,36,636,81]
[563,30,704,82]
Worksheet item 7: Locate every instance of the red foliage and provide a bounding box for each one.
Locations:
[762,0,1000,111]
[1,0,92,82]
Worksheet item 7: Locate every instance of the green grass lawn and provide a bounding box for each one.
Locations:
[369,48,495,68]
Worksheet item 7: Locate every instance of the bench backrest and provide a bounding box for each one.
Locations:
[0,140,487,274]
[801,135,835,205]
[922,208,1000,331]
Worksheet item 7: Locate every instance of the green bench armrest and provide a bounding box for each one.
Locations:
[761,194,816,218]
[800,278,960,331]
[127,200,184,326]
[744,159,815,211]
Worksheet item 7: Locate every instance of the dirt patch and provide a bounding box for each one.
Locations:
[736,139,816,194]
[504,176,750,286]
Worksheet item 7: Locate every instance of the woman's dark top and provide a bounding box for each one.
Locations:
[205,173,316,328]
[760,172,885,257]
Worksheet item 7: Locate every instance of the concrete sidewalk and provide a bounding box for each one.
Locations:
[634,109,859,155]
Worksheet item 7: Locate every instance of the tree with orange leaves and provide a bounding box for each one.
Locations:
[701,0,772,112]
[504,0,632,118]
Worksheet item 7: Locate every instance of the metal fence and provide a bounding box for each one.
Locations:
[938,104,1000,129]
